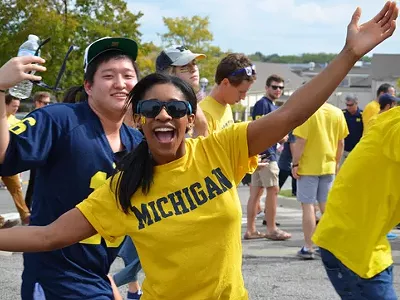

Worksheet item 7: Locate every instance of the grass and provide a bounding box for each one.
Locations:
[279,189,295,198]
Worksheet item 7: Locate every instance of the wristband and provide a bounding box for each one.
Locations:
[292,164,299,168]
[0,89,6,93]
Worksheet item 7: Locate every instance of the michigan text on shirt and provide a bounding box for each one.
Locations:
[131,167,233,230]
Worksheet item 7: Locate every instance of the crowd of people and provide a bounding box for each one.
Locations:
[0,2,397,300]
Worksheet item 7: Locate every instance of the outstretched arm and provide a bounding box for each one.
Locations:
[0,56,46,163]
[247,2,398,157]
[0,208,96,252]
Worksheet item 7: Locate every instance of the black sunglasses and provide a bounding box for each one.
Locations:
[37,99,51,106]
[29,37,76,92]
[270,85,284,90]
[137,99,193,119]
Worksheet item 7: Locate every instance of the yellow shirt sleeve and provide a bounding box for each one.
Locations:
[293,118,310,139]
[76,178,129,242]
[212,122,257,183]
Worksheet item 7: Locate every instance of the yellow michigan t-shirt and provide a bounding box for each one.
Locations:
[293,103,349,175]
[199,96,234,133]
[313,107,400,278]
[362,100,380,132]
[77,123,257,300]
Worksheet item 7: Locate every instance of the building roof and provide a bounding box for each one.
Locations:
[371,54,400,81]
[251,61,306,93]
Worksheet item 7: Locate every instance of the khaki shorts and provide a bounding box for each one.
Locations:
[251,161,279,188]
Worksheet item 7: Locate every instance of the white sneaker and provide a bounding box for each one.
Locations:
[256,211,265,218]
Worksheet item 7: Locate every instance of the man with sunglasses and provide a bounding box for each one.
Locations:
[245,75,291,241]
[341,94,363,163]
[33,91,51,108]
[0,37,143,299]
[199,53,256,133]
[363,83,395,133]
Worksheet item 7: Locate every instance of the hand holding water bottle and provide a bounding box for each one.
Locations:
[8,35,44,98]
[0,56,46,92]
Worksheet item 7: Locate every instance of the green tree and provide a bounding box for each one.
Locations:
[159,16,226,86]
[249,51,372,64]
[137,42,161,77]
[0,0,143,102]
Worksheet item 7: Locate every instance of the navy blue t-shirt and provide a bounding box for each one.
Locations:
[343,109,363,152]
[252,97,278,161]
[1,102,143,299]
[278,132,295,171]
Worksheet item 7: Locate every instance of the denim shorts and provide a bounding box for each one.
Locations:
[113,236,142,287]
[320,248,397,300]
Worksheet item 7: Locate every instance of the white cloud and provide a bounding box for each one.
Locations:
[126,0,400,55]
[257,0,355,25]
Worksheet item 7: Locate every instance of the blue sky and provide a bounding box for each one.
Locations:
[127,0,400,56]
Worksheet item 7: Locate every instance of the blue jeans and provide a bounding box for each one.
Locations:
[320,248,397,300]
[113,236,142,287]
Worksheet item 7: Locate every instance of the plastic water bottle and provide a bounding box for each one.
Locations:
[9,35,40,99]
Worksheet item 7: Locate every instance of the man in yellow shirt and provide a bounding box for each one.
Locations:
[199,53,256,134]
[313,106,400,299]
[365,93,397,135]
[292,102,348,259]
[363,83,395,132]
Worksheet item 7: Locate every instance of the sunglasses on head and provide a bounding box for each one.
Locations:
[230,65,256,77]
[136,99,193,119]
[270,85,284,90]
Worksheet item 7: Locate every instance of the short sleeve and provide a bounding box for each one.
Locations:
[76,177,129,242]
[212,122,258,184]
[0,109,61,175]
[339,113,349,140]
[293,118,310,140]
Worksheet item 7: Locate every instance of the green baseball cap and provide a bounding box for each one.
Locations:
[83,37,138,72]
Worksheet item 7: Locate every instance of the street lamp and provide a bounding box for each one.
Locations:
[200,77,209,92]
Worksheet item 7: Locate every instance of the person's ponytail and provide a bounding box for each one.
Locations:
[62,86,87,103]
[112,140,154,214]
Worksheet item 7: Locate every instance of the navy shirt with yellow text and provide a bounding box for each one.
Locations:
[343,108,363,152]
[1,102,142,300]
[252,97,278,161]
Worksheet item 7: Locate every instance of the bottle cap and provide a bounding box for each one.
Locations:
[28,34,39,41]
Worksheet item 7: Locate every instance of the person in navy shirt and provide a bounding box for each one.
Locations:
[0,37,143,300]
[244,74,291,241]
[342,94,363,163]
[278,131,297,196]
